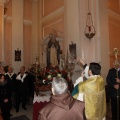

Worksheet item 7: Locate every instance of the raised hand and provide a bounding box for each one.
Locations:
[77,58,86,66]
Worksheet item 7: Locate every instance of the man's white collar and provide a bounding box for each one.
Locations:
[16,73,27,82]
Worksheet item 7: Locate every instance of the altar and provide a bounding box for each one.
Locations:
[33,91,52,120]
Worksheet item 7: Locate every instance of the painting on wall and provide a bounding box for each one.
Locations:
[69,42,76,59]
[15,49,21,61]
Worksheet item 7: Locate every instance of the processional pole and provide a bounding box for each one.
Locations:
[35,55,39,83]
[113,48,120,120]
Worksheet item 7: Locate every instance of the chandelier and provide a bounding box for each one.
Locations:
[84,0,96,40]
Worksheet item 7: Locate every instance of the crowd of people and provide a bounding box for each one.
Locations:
[0,66,35,120]
[0,58,119,120]
[39,58,120,120]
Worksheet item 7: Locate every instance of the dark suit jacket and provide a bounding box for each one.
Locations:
[106,68,120,97]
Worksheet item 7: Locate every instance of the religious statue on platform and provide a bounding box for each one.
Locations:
[50,44,58,66]
[46,33,60,67]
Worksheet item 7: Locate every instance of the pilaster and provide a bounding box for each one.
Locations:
[12,0,23,72]
[0,0,4,62]
[32,0,39,63]
[64,0,80,56]
[64,0,110,79]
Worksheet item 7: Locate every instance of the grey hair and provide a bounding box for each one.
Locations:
[52,77,68,95]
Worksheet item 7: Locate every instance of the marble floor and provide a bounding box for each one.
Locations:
[10,97,33,120]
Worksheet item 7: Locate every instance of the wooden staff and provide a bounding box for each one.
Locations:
[35,55,39,82]
[113,48,120,120]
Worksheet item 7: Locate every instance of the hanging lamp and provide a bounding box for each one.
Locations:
[84,0,96,40]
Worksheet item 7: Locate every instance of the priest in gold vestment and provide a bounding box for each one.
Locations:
[72,62,106,120]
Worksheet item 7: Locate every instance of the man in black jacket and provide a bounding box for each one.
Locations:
[106,63,120,120]
[5,66,17,108]
[15,66,30,112]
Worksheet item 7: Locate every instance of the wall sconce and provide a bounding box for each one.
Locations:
[84,0,96,40]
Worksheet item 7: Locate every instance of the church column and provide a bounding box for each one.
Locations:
[84,0,110,78]
[64,0,80,57]
[12,0,23,73]
[64,0,109,79]
[64,0,82,82]
[96,0,110,78]
[38,0,42,64]
[31,0,39,63]
[81,0,110,78]
[0,0,4,63]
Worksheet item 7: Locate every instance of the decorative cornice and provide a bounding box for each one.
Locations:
[4,16,32,25]
[23,19,32,26]
[41,6,64,23]
[4,15,12,22]
[0,0,9,6]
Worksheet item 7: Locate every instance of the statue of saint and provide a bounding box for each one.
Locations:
[50,45,58,66]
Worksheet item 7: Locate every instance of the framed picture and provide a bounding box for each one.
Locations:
[69,42,77,59]
[15,49,21,61]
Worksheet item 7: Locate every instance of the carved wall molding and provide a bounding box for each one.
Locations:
[42,18,63,37]
[41,6,64,24]
[4,17,32,25]
[23,19,32,26]
[0,0,9,5]
[4,15,12,22]
[108,9,120,21]
[109,19,120,27]
[42,0,64,17]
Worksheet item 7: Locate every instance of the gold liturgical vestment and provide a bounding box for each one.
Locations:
[78,75,106,120]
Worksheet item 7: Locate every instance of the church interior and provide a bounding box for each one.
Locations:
[0,0,120,120]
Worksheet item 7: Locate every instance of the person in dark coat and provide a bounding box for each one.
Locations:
[15,66,30,112]
[5,66,17,108]
[39,77,86,120]
[106,64,120,120]
[0,66,5,74]
[0,74,11,120]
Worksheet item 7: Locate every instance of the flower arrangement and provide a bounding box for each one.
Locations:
[29,64,73,92]
[38,66,69,85]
